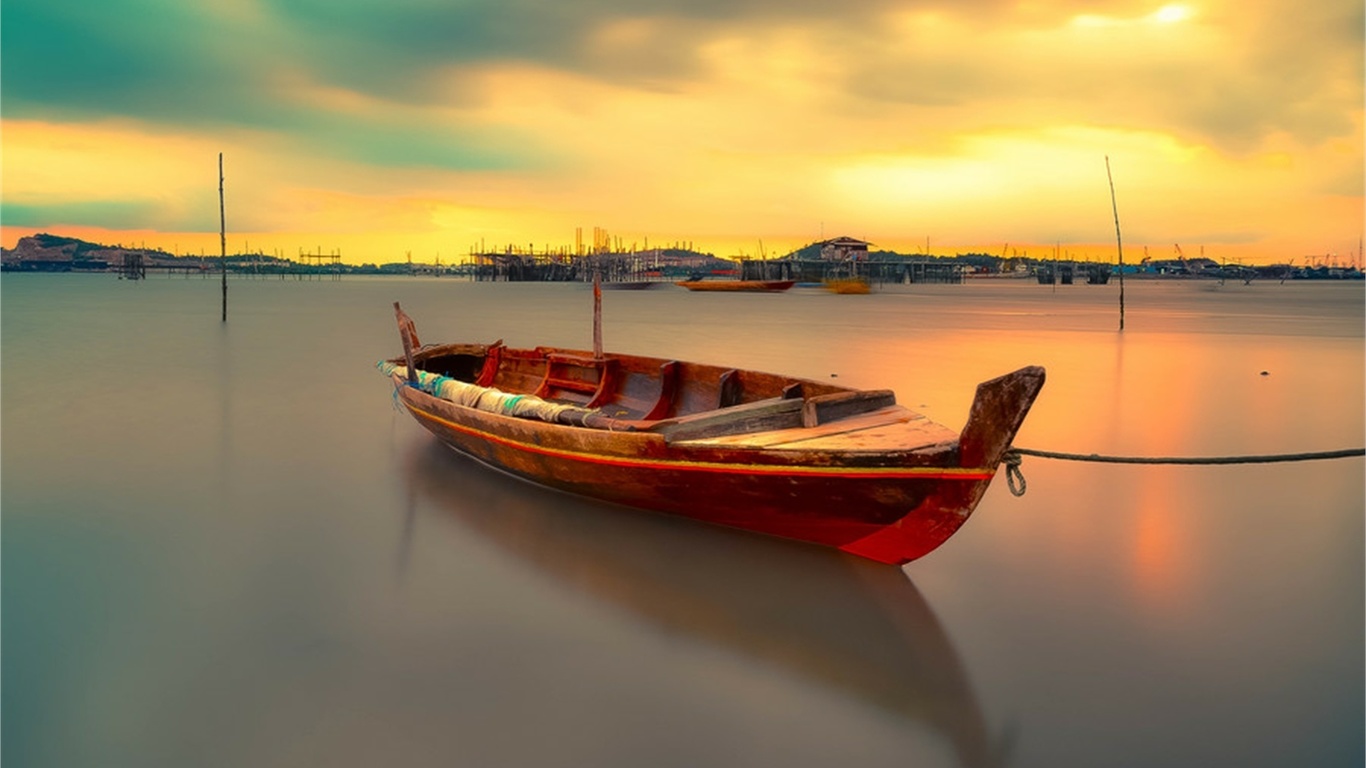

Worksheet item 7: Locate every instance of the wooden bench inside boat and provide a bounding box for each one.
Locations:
[678,406,959,452]
[535,352,619,408]
[649,388,898,443]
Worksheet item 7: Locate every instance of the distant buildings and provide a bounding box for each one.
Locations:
[1139,256,1220,275]
[818,237,872,261]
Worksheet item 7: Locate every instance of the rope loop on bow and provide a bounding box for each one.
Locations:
[1002,449,1027,497]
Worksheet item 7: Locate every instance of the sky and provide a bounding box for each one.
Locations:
[1,0,1362,266]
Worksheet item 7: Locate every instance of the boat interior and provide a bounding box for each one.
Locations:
[406,342,930,444]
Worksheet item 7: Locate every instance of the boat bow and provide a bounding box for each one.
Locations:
[959,366,1047,470]
[837,366,1045,564]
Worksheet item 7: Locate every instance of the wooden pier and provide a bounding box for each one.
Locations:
[468,245,724,284]
[298,250,342,280]
[117,253,146,280]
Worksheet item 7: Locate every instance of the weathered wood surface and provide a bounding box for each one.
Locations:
[773,420,957,452]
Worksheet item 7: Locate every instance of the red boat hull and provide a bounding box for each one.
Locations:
[396,385,1002,564]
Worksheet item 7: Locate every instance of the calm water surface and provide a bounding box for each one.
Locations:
[3,274,1362,767]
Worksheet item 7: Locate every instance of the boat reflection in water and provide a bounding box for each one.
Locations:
[404,443,1009,768]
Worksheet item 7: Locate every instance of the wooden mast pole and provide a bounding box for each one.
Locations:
[592,268,603,359]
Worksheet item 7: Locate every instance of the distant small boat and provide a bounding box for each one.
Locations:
[824,277,872,294]
[380,302,1045,565]
[675,279,795,292]
[601,280,667,290]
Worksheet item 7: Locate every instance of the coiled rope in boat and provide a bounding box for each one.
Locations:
[1000,446,1366,497]
[378,361,597,424]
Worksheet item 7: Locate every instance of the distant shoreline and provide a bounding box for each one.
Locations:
[4,268,1364,286]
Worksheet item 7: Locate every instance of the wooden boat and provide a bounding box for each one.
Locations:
[381,302,1044,565]
[675,279,795,292]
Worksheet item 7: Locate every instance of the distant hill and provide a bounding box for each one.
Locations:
[2,233,175,270]
[0,233,733,277]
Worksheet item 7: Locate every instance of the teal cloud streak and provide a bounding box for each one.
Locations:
[2,201,164,231]
[290,117,542,171]
[0,0,547,172]
[0,0,262,121]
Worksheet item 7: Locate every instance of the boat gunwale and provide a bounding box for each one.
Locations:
[391,374,978,476]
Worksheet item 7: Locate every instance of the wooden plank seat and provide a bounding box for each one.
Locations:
[653,397,804,443]
[650,387,899,444]
[677,406,959,451]
[687,406,915,447]
[535,353,618,408]
[800,389,897,427]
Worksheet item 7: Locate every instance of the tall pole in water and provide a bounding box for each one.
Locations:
[219,153,228,322]
[1106,156,1125,331]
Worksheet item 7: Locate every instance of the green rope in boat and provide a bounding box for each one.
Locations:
[378,360,596,424]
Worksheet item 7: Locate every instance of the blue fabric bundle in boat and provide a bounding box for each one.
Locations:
[377,361,597,424]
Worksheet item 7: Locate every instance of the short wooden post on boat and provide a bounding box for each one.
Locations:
[393,302,418,385]
[592,269,603,359]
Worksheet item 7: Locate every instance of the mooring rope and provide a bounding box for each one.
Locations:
[1000,445,1365,497]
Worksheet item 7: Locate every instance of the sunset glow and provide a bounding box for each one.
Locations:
[1,0,1360,264]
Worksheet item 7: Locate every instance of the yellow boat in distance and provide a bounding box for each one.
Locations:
[824,277,872,294]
